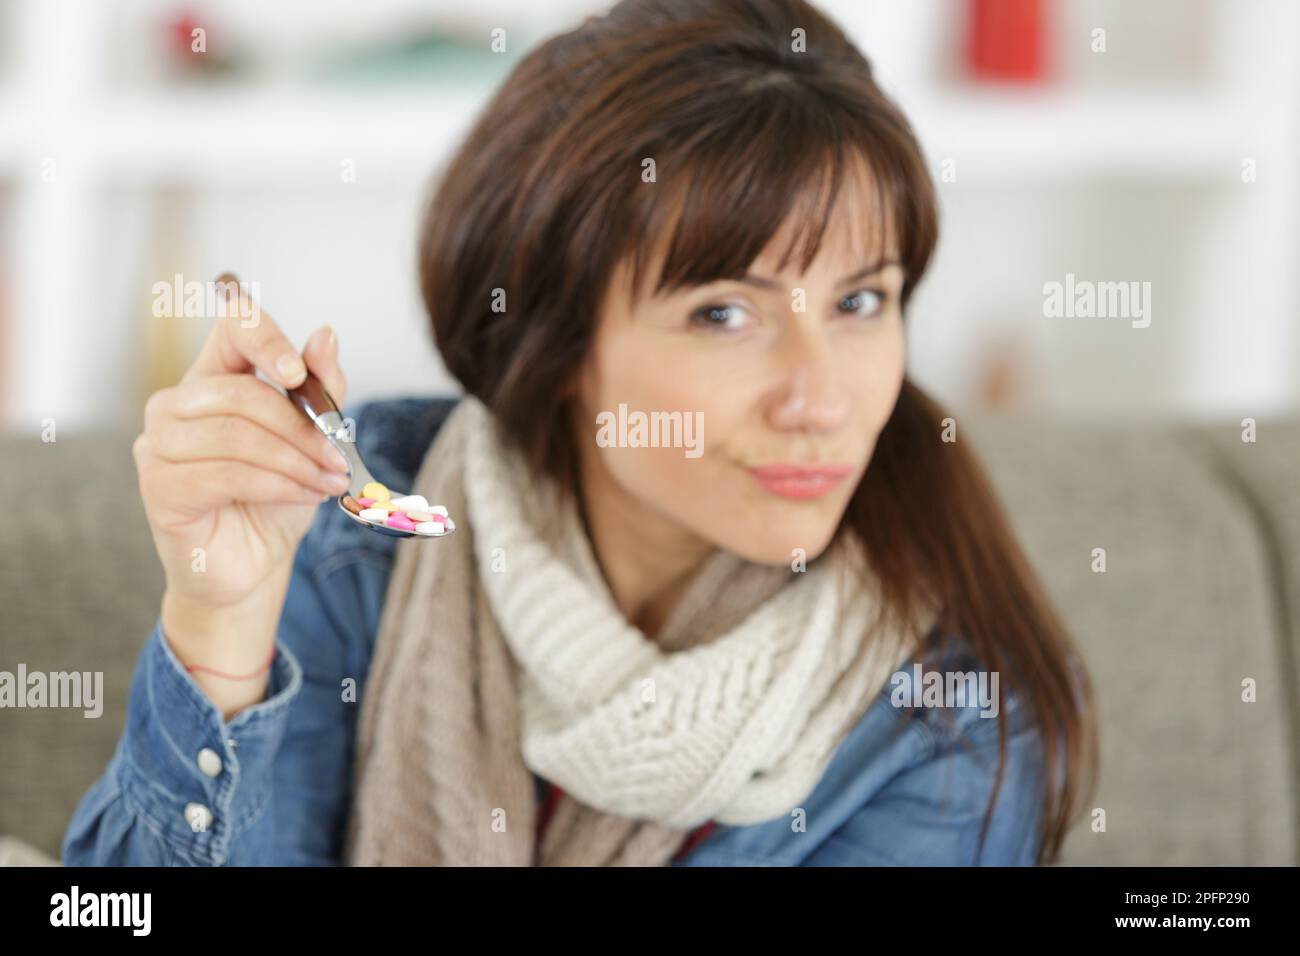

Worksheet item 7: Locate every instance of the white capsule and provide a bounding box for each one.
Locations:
[358,508,390,523]
[390,494,429,512]
[430,505,449,517]
[415,521,446,535]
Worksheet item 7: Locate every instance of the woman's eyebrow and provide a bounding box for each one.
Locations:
[733,257,902,291]
[837,258,902,285]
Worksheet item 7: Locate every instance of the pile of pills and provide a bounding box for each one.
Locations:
[341,482,455,536]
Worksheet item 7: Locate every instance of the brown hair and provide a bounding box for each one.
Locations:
[419,0,1097,863]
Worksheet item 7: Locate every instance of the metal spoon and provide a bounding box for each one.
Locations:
[286,369,453,539]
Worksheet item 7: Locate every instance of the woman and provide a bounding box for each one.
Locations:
[64,0,1096,866]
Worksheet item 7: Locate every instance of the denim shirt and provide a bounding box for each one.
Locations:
[63,396,1048,867]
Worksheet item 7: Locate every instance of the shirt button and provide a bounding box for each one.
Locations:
[184,802,213,833]
[197,747,223,777]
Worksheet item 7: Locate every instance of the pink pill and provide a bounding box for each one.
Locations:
[386,513,417,531]
[357,497,375,508]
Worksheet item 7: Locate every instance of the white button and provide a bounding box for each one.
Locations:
[197,747,223,777]
[184,802,213,833]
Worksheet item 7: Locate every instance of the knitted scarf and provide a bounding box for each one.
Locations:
[343,396,931,866]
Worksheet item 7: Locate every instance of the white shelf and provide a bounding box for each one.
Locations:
[910,89,1254,180]
[0,88,491,184]
[0,87,1257,187]
[1,0,1296,429]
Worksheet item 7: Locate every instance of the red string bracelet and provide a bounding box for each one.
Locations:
[181,644,276,681]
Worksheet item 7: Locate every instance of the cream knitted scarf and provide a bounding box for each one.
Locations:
[343,396,930,866]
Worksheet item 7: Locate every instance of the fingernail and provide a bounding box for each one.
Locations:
[323,325,336,351]
[215,272,239,300]
[323,473,351,494]
[277,353,306,385]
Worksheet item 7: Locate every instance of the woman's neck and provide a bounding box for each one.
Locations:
[574,454,716,639]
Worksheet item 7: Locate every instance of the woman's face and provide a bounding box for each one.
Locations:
[573,180,906,568]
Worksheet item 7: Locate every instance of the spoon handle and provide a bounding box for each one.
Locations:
[286,370,375,493]
[286,368,337,423]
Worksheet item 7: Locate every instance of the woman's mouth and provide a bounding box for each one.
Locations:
[748,463,854,500]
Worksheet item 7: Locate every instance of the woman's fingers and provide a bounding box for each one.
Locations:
[302,324,347,410]
[135,282,352,620]
[147,415,352,497]
[182,279,306,390]
[146,374,349,474]
[135,440,331,519]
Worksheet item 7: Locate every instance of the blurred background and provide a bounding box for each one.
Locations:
[0,0,1296,432]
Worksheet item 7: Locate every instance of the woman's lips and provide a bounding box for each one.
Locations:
[748,464,854,500]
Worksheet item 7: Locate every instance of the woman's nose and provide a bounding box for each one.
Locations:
[766,337,850,434]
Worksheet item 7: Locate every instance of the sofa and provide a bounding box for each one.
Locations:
[2,408,1296,865]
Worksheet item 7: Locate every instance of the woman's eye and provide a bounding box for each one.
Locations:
[688,303,752,332]
[838,288,885,319]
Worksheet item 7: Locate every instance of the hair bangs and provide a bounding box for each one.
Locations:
[619,93,916,307]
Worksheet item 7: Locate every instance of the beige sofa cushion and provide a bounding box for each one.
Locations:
[1,419,1295,864]
[966,417,1295,864]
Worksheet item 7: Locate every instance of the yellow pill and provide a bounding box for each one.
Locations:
[373,500,399,513]
[361,482,390,502]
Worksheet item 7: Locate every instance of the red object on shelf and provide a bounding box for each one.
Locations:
[966,0,1048,83]
[167,11,205,60]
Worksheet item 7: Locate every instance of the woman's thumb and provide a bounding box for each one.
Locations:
[303,324,347,410]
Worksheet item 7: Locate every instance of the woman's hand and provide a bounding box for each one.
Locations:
[133,284,349,716]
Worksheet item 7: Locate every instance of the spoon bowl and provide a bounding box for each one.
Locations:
[286,370,454,540]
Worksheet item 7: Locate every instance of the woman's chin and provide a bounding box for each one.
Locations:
[715,522,841,569]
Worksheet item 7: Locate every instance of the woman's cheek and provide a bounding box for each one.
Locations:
[844,321,906,430]
[602,444,721,528]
